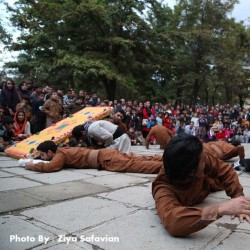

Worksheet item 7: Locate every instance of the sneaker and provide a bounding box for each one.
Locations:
[231,160,241,171]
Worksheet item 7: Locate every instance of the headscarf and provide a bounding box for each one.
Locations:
[14,111,27,137]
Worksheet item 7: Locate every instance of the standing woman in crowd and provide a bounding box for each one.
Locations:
[141,101,156,138]
[17,81,30,100]
[1,79,21,116]
[42,91,63,128]
[13,110,31,141]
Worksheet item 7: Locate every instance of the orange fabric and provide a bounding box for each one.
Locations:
[26,147,163,174]
[152,152,244,237]
[203,141,245,160]
[13,112,27,139]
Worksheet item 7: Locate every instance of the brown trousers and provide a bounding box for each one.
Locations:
[97,149,163,174]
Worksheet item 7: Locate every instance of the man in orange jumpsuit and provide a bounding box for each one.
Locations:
[152,134,250,237]
[145,125,173,149]
[25,140,162,173]
[203,141,245,161]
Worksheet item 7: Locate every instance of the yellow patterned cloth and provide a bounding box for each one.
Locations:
[5,106,113,159]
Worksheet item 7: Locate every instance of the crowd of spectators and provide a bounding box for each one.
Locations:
[1,78,250,151]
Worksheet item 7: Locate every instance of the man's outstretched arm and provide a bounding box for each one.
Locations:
[153,186,250,237]
[25,152,65,172]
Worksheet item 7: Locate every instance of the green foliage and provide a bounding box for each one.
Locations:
[3,0,250,104]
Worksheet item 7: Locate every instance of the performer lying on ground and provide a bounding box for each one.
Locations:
[203,140,245,161]
[24,140,162,173]
[152,134,250,237]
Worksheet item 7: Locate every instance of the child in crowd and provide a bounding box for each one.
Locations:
[0,116,15,151]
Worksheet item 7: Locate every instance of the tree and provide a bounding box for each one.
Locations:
[154,0,243,105]
[5,0,163,100]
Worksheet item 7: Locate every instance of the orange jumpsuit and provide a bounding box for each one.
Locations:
[152,151,244,237]
[145,125,173,149]
[203,141,245,160]
[27,147,163,174]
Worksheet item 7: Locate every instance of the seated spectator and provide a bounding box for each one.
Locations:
[127,127,140,145]
[184,121,196,136]
[13,111,32,141]
[156,112,163,126]
[63,89,75,109]
[163,112,172,129]
[204,127,216,142]
[243,125,250,143]
[89,92,98,107]
[215,128,226,141]
[130,108,141,131]
[0,116,15,151]
[234,126,244,143]
[71,96,84,114]
[224,125,234,143]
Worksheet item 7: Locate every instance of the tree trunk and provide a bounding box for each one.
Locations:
[224,82,232,104]
[102,78,117,101]
[191,78,200,106]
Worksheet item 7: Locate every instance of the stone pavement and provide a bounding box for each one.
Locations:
[1,145,250,250]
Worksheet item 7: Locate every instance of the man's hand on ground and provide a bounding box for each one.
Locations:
[218,196,250,218]
[25,162,35,170]
[231,214,250,223]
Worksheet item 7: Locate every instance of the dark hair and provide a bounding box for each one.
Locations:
[231,139,241,147]
[115,108,125,116]
[163,134,203,183]
[72,125,85,140]
[37,140,58,153]
[3,116,14,125]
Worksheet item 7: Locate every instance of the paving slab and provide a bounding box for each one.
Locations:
[3,167,40,175]
[0,156,16,161]
[125,172,157,178]
[19,181,109,201]
[240,172,250,178]
[0,215,55,250]
[235,218,250,231]
[69,168,116,176]
[84,173,148,189]
[0,177,42,191]
[0,161,22,168]
[240,186,250,196]
[25,170,94,184]
[98,185,154,208]
[214,232,250,250]
[237,176,250,188]
[1,144,250,250]
[0,190,44,213]
[81,210,231,250]
[33,241,92,250]
[21,197,137,233]
[0,171,14,177]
